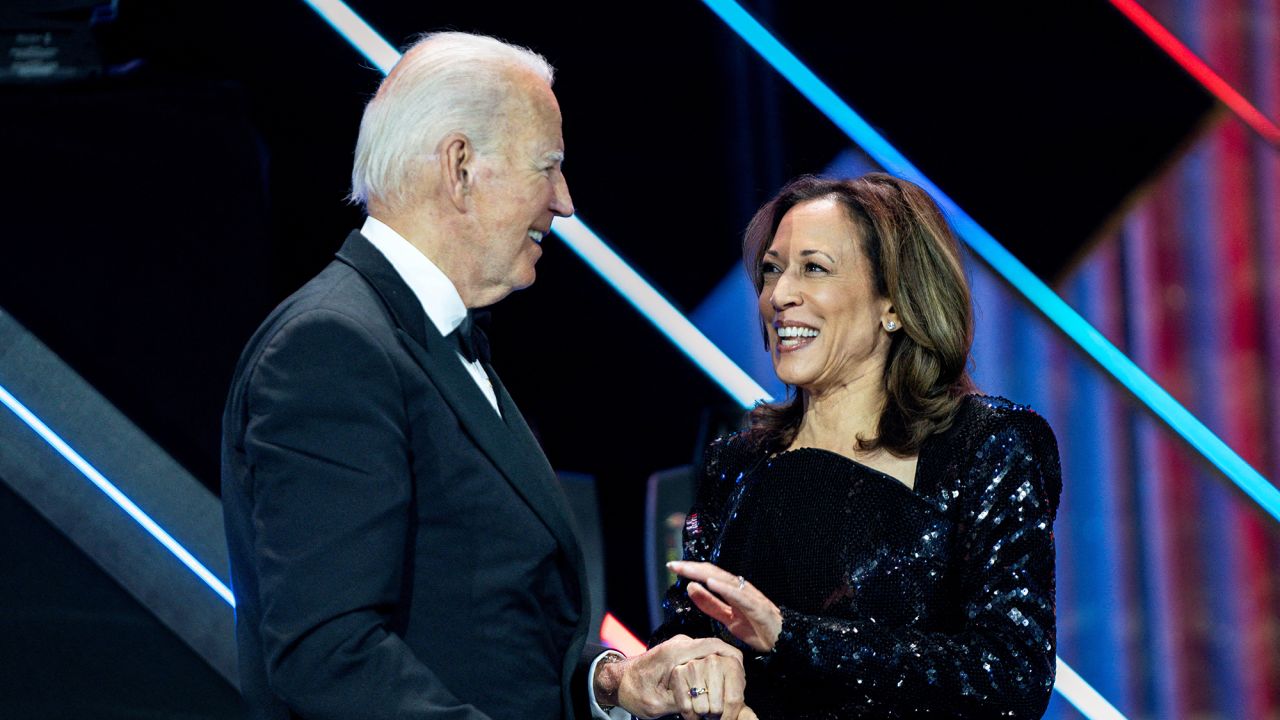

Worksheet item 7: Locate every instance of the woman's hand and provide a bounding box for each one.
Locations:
[668,561,783,653]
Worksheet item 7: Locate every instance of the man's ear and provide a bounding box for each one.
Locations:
[440,133,474,213]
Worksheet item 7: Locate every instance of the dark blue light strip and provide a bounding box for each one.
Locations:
[0,382,236,607]
[698,0,1279,525]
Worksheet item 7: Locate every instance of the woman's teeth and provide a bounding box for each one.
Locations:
[777,326,818,347]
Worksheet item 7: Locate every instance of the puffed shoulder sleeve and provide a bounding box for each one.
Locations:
[770,406,1062,718]
[650,434,750,645]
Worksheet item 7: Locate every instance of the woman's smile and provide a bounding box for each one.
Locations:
[774,321,820,352]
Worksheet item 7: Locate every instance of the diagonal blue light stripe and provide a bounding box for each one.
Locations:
[553,216,772,407]
[301,0,400,74]
[695,2,1232,718]
[698,0,1279,526]
[1055,658,1129,720]
[0,382,236,608]
[696,2,1146,712]
[305,0,774,407]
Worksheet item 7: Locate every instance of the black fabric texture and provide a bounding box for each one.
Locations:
[653,395,1062,719]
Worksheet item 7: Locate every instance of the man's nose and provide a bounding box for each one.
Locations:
[551,171,574,218]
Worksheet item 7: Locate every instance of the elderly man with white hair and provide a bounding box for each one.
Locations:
[221,31,754,720]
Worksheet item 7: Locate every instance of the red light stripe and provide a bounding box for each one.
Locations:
[1108,0,1280,146]
[600,612,648,657]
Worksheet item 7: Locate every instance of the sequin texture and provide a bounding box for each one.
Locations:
[652,395,1062,719]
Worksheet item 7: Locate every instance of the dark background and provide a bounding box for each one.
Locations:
[0,0,1212,641]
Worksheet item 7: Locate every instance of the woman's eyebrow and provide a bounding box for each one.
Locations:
[799,249,837,262]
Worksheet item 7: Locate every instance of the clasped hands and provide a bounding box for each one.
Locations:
[594,634,754,719]
[593,561,781,720]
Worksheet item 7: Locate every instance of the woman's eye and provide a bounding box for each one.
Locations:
[760,262,781,276]
[805,262,828,273]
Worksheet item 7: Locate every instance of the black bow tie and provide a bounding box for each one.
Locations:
[452,310,491,365]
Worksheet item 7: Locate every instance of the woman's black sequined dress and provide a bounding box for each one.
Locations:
[652,395,1062,719]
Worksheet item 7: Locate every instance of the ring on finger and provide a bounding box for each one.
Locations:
[736,575,746,590]
[689,686,708,698]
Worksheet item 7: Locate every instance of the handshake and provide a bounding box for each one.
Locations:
[591,634,757,720]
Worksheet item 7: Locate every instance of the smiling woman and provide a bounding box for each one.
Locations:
[745,174,975,459]
[653,174,1063,719]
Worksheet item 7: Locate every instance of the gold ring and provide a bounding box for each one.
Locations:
[689,686,708,698]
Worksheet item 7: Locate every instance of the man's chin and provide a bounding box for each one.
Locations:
[515,262,538,290]
[501,272,535,297]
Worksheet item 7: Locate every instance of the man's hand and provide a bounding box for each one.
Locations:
[593,635,749,719]
[664,654,748,720]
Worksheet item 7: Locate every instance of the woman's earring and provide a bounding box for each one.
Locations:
[885,320,898,331]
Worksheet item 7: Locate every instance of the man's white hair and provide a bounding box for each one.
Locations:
[350,32,555,212]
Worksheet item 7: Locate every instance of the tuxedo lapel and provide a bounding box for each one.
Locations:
[486,364,595,693]
[334,232,587,586]
[489,366,576,524]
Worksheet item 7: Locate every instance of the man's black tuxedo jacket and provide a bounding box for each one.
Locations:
[222,232,596,720]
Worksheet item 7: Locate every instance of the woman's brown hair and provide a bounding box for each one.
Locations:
[743,173,975,455]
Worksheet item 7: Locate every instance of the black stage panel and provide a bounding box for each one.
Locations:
[0,480,242,719]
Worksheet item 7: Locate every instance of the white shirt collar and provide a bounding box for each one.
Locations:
[360,216,467,339]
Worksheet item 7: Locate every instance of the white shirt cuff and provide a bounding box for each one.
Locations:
[587,650,631,720]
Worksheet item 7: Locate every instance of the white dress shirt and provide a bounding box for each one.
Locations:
[361,216,500,416]
[362,217,626,719]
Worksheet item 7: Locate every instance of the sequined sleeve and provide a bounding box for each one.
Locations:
[769,409,1062,718]
[649,435,743,645]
